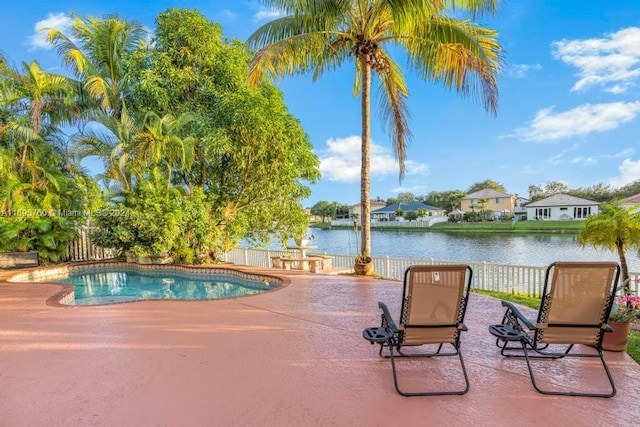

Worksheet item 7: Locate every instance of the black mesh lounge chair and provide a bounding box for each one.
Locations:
[363,264,473,396]
[490,261,620,398]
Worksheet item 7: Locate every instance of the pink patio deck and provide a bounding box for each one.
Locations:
[1,266,639,426]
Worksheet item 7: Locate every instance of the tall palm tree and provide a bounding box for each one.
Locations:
[247,0,502,262]
[0,57,74,172]
[47,14,146,119]
[579,202,640,292]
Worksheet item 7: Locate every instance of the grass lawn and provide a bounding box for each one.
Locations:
[473,289,640,364]
[318,219,583,234]
[431,220,583,234]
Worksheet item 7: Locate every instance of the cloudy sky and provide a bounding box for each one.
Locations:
[2,0,639,205]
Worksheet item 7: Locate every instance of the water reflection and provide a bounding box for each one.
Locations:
[269,229,640,271]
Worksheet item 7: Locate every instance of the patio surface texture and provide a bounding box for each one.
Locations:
[1,265,640,427]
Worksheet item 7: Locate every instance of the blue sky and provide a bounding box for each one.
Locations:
[2,1,640,207]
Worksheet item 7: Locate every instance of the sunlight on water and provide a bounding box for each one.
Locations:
[258,229,640,271]
[58,267,276,305]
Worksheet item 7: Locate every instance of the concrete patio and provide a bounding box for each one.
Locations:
[1,265,639,426]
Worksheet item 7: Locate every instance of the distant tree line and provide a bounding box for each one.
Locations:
[310,178,640,220]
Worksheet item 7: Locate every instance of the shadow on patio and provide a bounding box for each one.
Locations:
[0,266,639,426]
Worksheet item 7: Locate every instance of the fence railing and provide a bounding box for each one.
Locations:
[62,226,117,262]
[225,247,640,298]
[56,235,640,298]
[331,217,448,228]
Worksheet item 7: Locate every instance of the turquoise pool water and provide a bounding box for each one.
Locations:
[57,267,278,305]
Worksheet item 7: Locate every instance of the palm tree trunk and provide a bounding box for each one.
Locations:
[616,239,630,293]
[360,55,372,257]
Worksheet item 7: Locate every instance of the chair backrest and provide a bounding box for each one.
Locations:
[536,261,620,346]
[400,265,472,346]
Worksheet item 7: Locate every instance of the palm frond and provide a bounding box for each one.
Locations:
[375,50,411,180]
[399,14,501,114]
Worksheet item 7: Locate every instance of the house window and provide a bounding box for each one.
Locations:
[496,197,503,203]
[471,199,477,204]
[560,207,567,211]
[535,208,550,219]
[574,207,592,219]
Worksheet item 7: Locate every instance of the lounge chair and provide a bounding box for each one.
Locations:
[363,264,473,396]
[489,261,620,398]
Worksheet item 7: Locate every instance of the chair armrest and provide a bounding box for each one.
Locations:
[501,300,535,330]
[378,302,399,333]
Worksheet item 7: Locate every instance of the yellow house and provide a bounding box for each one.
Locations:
[349,200,387,219]
[460,189,516,217]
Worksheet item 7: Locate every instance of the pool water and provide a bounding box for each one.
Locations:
[58,267,277,305]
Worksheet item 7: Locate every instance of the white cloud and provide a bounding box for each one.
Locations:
[568,156,597,166]
[253,7,286,21]
[390,185,429,194]
[548,146,634,168]
[216,9,237,20]
[552,27,640,93]
[318,135,428,182]
[505,63,542,79]
[610,158,640,187]
[548,152,565,165]
[513,102,640,141]
[29,13,74,50]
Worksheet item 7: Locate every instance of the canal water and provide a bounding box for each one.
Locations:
[262,229,640,271]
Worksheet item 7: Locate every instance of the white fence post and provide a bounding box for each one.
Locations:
[384,256,390,277]
[482,261,487,290]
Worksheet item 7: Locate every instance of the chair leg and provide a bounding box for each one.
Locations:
[388,343,470,397]
[518,341,616,398]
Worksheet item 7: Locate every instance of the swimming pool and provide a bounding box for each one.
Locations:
[8,263,284,306]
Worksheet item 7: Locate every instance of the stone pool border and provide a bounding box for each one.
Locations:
[4,260,290,307]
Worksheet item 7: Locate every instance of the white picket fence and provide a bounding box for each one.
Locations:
[331,217,449,228]
[62,226,117,262]
[224,247,640,298]
[59,231,640,298]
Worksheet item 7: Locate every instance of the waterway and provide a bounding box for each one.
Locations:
[258,229,640,272]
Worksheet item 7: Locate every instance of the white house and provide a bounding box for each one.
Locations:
[372,201,444,221]
[514,196,529,219]
[525,193,600,220]
[621,193,640,210]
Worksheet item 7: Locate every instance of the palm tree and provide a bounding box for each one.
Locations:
[579,202,640,292]
[72,108,139,191]
[246,0,501,262]
[47,14,146,118]
[0,57,74,172]
[73,109,195,193]
[132,112,195,189]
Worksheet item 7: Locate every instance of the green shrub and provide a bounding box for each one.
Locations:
[0,216,78,264]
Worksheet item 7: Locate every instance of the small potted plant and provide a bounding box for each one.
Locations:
[354,253,373,275]
[352,220,374,275]
[603,289,640,351]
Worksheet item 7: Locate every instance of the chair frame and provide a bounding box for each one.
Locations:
[370,264,473,397]
[492,261,620,398]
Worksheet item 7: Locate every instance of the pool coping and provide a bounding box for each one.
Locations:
[3,260,291,307]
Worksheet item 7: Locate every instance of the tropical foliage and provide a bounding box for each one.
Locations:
[578,202,640,323]
[247,0,502,264]
[0,54,92,262]
[578,202,640,287]
[0,9,319,263]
